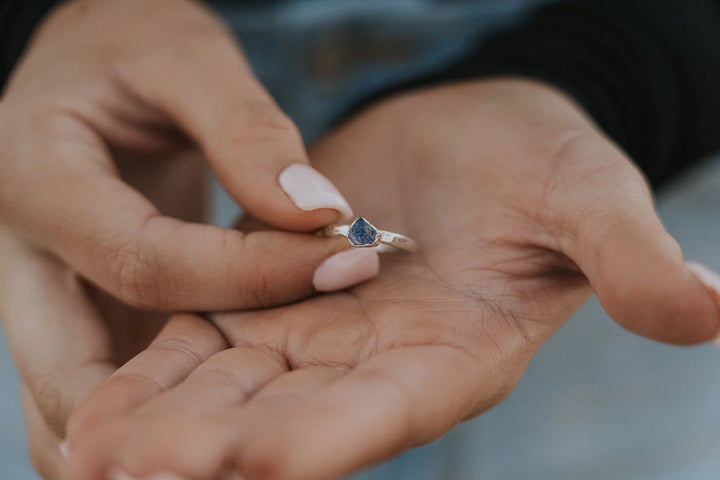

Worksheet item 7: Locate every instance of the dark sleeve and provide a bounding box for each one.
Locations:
[450,0,720,186]
[0,0,60,94]
[359,0,720,188]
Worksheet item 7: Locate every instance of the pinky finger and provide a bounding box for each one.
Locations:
[65,314,227,453]
[68,345,496,480]
[21,386,65,480]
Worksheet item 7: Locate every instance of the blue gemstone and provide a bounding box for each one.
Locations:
[348,217,378,247]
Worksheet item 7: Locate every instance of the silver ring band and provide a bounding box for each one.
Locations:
[322,217,418,253]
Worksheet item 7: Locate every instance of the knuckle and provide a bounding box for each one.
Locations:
[550,130,605,165]
[218,229,280,308]
[243,101,296,132]
[292,317,376,370]
[152,336,207,371]
[234,234,277,308]
[245,266,276,308]
[216,101,298,152]
[191,367,253,400]
[30,371,68,437]
[538,130,650,230]
[106,238,165,309]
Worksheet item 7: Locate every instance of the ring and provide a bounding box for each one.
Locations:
[322,217,418,253]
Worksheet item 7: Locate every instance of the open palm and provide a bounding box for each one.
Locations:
[66,80,719,480]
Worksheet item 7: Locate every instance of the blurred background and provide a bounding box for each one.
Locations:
[2,0,720,478]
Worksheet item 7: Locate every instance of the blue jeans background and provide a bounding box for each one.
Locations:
[3,1,720,478]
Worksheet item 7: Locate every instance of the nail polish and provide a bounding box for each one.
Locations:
[149,474,185,480]
[687,261,720,345]
[313,248,380,292]
[279,164,353,220]
[59,440,70,459]
[108,469,141,480]
[108,469,185,480]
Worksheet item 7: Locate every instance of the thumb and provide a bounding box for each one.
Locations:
[557,151,719,344]
[3,126,374,311]
[120,5,351,231]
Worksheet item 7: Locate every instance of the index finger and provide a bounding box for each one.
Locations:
[66,346,494,480]
[1,122,364,311]
[0,231,114,438]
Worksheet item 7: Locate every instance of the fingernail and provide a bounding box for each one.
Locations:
[108,469,141,480]
[59,440,70,459]
[149,474,186,480]
[313,248,379,292]
[687,261,720,345]
[108,469,185,480]
[279,164,353,220]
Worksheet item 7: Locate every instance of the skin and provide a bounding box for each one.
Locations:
[0,151,204,480]
[0,1,355,477]
[0,0,353,314]
[58,80,720,480]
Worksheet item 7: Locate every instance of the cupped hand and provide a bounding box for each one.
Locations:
[0,0,361,313]
[65,79,720,480]
[0,151,230,480]
[0,2,380,476]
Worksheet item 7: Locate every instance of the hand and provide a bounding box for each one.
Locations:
[0,0,362,313]
[1,2,380,476]
[64,79,720,480]
[0,150,227,479]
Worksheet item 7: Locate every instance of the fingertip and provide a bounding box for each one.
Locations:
[312,248,380,292]
[278,164,353,221]
[65,424,122,480]
[687,261,720,345]
[65,375,141,448]
[603,265,720,345]
[588,224,719,344]
[65,403,102,453]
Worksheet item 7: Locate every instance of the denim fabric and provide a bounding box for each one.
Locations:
[209,0,551,140]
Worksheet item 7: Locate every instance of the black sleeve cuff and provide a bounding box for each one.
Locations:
[350,0,720,188]
[0,0,60,94]
[443,0,720,186]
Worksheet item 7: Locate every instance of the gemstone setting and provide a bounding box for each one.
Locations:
[347,217,379,247]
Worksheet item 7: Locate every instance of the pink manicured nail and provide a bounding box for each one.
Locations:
[687,261,720,345]
[108,469,141,480]
[149,474,186,480]
[313,248,379,292]
[279,164,353,220]
[108,470,185,480]
[59,440,70,459]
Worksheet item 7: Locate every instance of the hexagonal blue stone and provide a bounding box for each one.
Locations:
[348,217,378,247]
